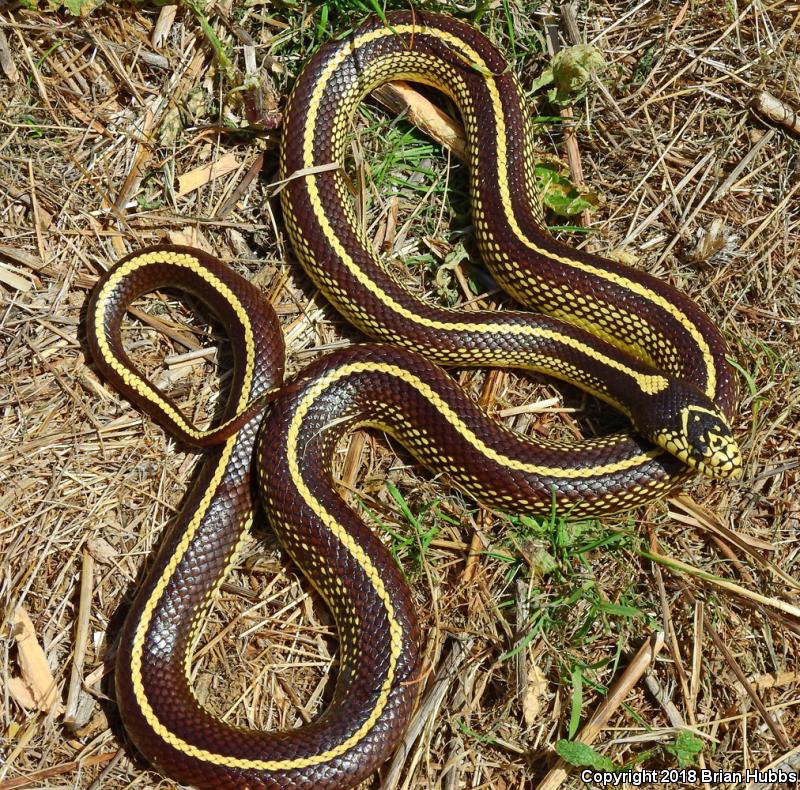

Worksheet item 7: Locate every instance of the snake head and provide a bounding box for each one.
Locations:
[631,381,741,479]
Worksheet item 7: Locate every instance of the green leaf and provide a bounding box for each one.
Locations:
[54,0,103,14]
[630,46,657,86]
[726,354,757,397]
[317,4,330,39]
[530,548,558,577]
[31,0,103,12]
[665,730,704,768]
[457,720,499,746]
[555,740,618,771]
[568,665,583,739]
[535,163,601,218]
[594,601,643,618]
[386,481,419,529]
[529,67,554,94]
[498,618,541,662]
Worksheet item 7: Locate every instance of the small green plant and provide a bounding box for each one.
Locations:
[664,730,704,768]
[360,481,455,574]
[181,0,233,79]
[568,664,584,738]
[556,739,619,771]
[20,116,46,139]
[535,160,601,218]
[555,729,705,772]
[136,191,163,211]
[21,0,103,14]
[630,46,657,86]
[530,44,605,105]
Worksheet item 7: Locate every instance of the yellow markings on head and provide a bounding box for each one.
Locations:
[678,404,741,477]
[653,403,741,479]
[680,404,720,439]
[93,250,255,438]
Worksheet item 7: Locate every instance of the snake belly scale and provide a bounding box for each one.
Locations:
[86,11,741,790]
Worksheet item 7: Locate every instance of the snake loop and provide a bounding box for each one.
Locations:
[86,11,740,789]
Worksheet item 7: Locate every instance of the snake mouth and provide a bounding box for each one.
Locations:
[655,428,742,480]
[644,399,742,481]
[690,449,743,480]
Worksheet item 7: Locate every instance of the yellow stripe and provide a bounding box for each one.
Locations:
[126,387,405,772]
[114,18,720,779]
[113,256,402,771]
[297,22,717,399]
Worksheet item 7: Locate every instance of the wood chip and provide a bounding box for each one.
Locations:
[371,81,467,161]
[152,4,178,49]
[85,536,117,564]
[167,226,216,253]
[0,263,34,292]
[752,90,800,134]
[10,607,63,714]
[0,244,45,271]
[177,151,242,196]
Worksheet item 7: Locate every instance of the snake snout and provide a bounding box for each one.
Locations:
[633,381,741,479]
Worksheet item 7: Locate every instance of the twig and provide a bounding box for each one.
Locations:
[673,577,791,750]
[217,152,265,218]
[381,639,473,789]
[63,550,95,731]
[740,179,800,250]
[641,550,800,619]
[0,753,118,790]
[371,81,467,162]
[713,128,776,201]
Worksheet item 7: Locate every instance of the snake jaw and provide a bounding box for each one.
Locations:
[652,403,742,480]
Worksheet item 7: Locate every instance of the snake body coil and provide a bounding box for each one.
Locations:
[86,11,741,790]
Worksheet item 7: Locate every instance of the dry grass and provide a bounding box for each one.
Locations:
[1,1,799,789]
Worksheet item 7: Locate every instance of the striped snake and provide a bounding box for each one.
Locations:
[87,11,740,790]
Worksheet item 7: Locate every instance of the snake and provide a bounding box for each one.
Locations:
[85,10,741,790]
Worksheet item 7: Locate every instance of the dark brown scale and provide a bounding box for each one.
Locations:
[88,248,690,790]
[88,249,421,789]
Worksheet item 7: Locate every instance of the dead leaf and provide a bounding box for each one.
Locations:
[86,537,117,565]
[167,228,215,254]
[522,659,548,726]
